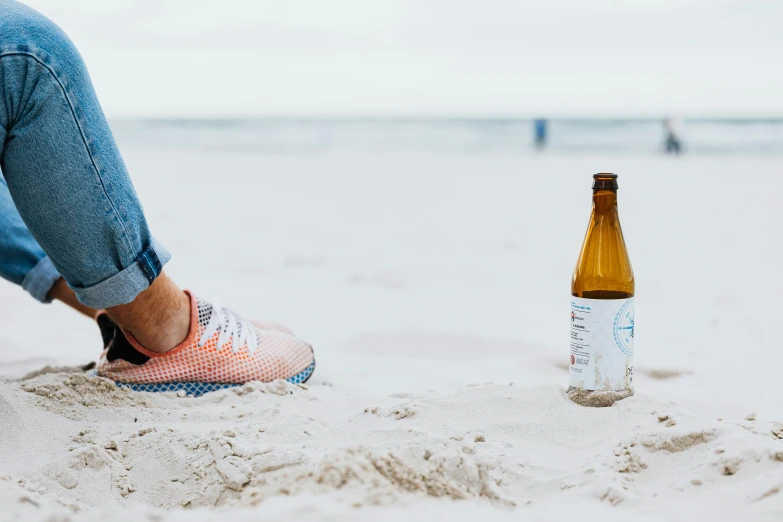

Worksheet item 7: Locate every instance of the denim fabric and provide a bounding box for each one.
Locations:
[0,173,60,302]
[0,0,169,308]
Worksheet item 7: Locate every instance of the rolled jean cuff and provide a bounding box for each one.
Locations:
[73,237,171,309]
[22,256,62,304]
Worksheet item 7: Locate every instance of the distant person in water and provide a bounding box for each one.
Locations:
[534,118,548,150]
[664,118,683,155]
[0,1,315,396]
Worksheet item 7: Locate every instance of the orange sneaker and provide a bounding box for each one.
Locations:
[95,291,315,396]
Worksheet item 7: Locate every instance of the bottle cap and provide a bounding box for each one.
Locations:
[593,173,618,190]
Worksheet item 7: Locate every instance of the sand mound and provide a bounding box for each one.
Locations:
[242,445,508,506]
[567,388,634,407]
[47,422,507,509]
[21,373,149,410]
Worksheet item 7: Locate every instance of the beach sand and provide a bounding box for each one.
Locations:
[1,148,781,520]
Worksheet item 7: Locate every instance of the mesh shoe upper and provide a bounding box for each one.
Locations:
[96,291,314,385]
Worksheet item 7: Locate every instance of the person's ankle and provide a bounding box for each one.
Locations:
[48,277,96,318]
[105,272,191,354]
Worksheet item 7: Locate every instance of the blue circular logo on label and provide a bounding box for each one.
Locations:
[613,299,634,356]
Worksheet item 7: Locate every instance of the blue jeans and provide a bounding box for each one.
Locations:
[0,1,169,308]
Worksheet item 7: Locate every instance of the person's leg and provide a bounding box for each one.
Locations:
[0,171,94,317]
[0,2,166,306]
[0,173,59,303]
[48,278,96,317]
[0,1,189,348]
[0,2,314,389]
[108,272,190,353]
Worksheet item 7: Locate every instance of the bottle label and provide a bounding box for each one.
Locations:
[569,297,634,391]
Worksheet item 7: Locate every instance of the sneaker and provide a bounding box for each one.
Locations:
[95,291,315,396]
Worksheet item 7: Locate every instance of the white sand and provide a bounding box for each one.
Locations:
[1,149,781,521]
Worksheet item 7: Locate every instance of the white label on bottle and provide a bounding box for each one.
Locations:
[569,297,634,391]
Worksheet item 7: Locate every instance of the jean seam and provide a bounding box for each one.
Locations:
[137,245,158,283]
[148,245,162,274]
[0,50,137,264]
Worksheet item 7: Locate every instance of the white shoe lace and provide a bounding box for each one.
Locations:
[197,301,259,356]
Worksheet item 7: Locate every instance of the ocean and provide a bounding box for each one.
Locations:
[110,118,783,155]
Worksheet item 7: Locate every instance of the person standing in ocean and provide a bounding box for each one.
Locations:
[534,118,548,150]
[664,117,683,155]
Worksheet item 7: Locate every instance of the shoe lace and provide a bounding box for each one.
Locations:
[197,301,259,356]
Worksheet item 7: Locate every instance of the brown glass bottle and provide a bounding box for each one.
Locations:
[569,174,635,395]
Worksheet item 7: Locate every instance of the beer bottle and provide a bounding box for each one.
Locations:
[570,173,635,395]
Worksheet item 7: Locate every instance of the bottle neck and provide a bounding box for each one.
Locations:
[592,189,618,215]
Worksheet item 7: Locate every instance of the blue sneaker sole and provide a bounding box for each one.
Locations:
[105,361,316,397]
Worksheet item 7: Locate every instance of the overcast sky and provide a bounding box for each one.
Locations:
[20,0,783,118]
